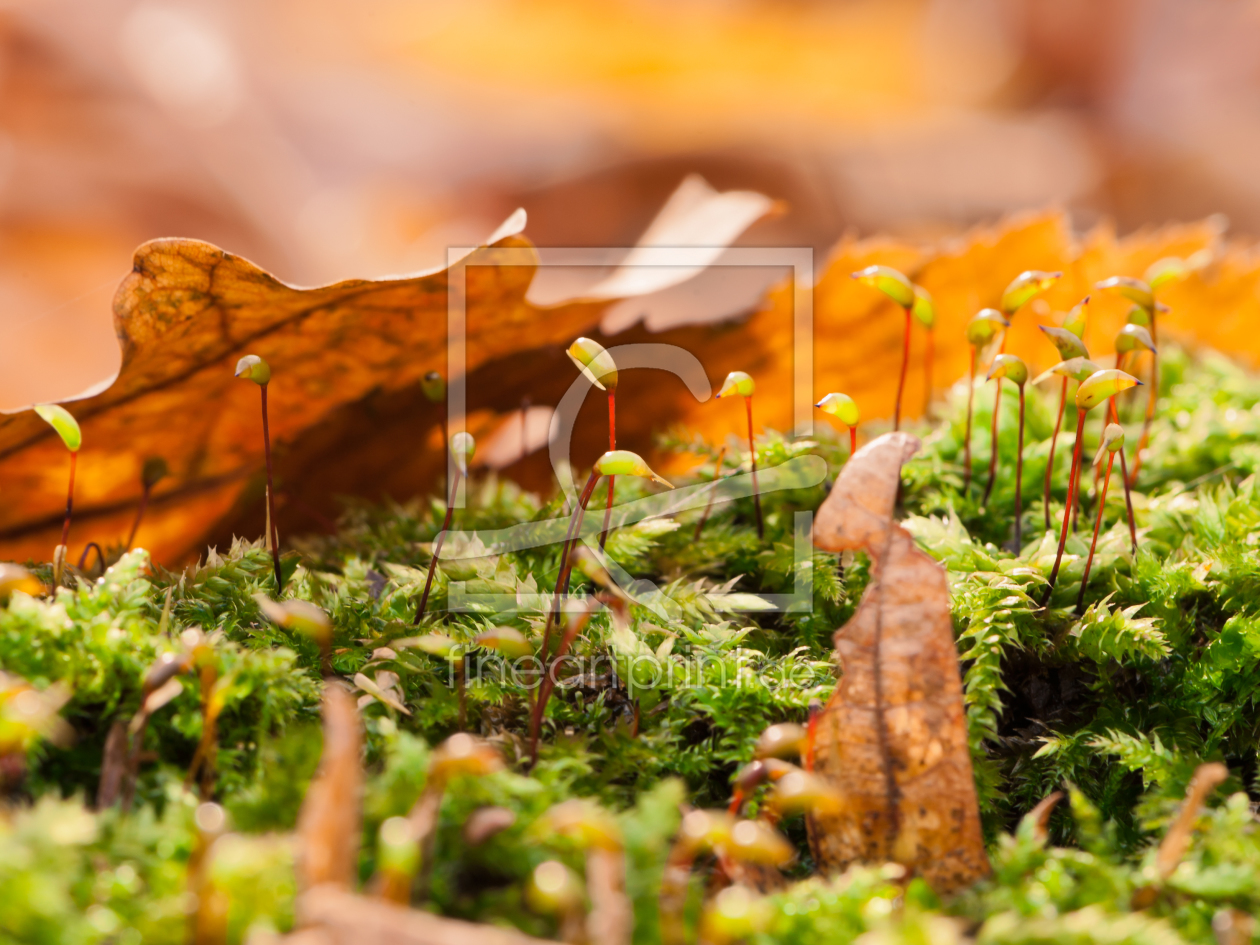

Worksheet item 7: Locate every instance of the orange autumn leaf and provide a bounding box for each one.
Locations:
[0,180,770,566]
[808,431,988,895]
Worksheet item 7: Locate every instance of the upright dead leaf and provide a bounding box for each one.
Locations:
[296,683,363,891]
[808,431,988,895]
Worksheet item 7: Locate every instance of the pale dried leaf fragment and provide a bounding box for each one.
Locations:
[1156,762,1229,880]
[296,683,363,891]
[808,431,988,895]
[295,884,562,945]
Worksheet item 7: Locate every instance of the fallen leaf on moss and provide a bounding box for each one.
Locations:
[0,178,770,565]
[808,431,989,895]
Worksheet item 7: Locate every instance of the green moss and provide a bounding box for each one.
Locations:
[5,347,1260,942]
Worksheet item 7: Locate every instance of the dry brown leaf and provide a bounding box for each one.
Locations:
[296,683,363,891]
[807,431,988,895]
[0,179,768,565]
[295,884,562,945]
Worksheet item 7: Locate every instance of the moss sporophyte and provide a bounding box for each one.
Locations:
[1038,303,1090,530]
[964,309,1009,496]
[1043,368,1141,605]
[911,285,936,416]
[235,354,282,591]
[567,337,620,550]
[815,393,860,455]
[17,221,1260,941]
[852,265,917,431]
[716,370,763,539]
[414,432,476,625]
[33,403,81,585]
[1077,422,1126,615]
[986,354,1029,551]
[533,449,671,765]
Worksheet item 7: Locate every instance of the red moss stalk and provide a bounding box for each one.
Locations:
[1076,450,1116,615]
[746,396,763,539]
[1044,376,1067,531]
[599,389,616,550]
[1043,407,1087,605]
[414,467,464,624]
[893,306,911,431]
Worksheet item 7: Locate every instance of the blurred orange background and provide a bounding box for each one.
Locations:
[4,0,1259,415]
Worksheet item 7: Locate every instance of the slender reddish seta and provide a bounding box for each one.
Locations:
[852,266,917,431]
[717,371,762,538]
[815,393,860,457]
[1045,376,1068,530]
[964,310,1009,495]
[414,433,476,624]
[532,450,671,765]
[34,404,82,583]
[693,445,729,541]
[914,285,936,417]
[1043,369,1140,606]
[1096,275,1159,484]
[566,338,620,549]
[988,355,1029,550]
[1038,309,1090,530]
[235,355,282,590]
[1077,423,1125,614]
[603,387,616,547]
[126,458,168,552]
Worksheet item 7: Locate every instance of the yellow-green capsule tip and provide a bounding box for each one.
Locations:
[234,354,271,385]
[1063,296,1090,337]
[1000,270,1062,314]
[1076,369,1141,411]
[911,285,935,328]
[566,337,618,390]
[1038,325,1090,361]
[1116,323,1157,355]
[717,371,755,399]
[594,450,673,488]
[33,404,82,452]
[1145,256,1190,291]
[815,392,859,427]
[1095,275,1154,313]
[965,309,1010,347]
[450,432,476,472]
[421,371,446,403]
[851,265,915,308]
[1094,422,1126,466]
[987,353,1028,386]
[1032,356,1103,386]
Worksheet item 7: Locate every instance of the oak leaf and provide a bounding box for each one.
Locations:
[0,178,769,564]
[808,431,988,895]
